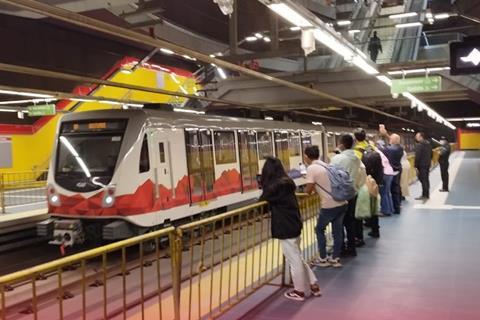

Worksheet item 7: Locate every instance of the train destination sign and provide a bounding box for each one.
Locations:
[391,76,442,94]
[27,104,56,116]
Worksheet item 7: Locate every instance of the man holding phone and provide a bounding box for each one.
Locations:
[378,125,404,213]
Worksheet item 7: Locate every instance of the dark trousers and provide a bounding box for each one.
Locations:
[417,166,430,198]
[370,50,378,62]
[356,216,379,240]
[391,169,402,214]
[343,196,357,249]
[440,162,449,190]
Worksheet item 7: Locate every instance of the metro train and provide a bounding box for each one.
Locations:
[40,107,415,247]
[41,108,328,246]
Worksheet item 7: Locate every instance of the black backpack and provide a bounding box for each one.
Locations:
[355,145,384,186]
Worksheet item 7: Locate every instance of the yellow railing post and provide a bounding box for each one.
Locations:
[169,229,183,320]
[0,173,5,214]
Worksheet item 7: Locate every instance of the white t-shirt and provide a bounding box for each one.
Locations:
[306,160,347,209]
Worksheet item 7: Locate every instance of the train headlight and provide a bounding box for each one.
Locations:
[102,186,116,208]
[48,185,61,206]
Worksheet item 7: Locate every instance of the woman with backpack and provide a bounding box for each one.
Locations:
[260,157,321,301]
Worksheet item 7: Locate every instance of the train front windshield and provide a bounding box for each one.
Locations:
[55,120,127,192]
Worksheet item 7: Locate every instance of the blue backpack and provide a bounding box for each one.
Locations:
[313,162,356,202]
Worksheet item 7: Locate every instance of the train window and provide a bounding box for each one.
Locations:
[257,132,273,159]
[159,142,165,163]
[139,134,150,173]
[274,132,290,170]
[288,132,301,157]
[214,131,236,164]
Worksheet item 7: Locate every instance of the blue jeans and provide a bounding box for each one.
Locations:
[380,174,394,215]
[316,204,347,259]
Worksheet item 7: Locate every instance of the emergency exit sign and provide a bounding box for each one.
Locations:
[391,76,442,94]
[27,104,56,116]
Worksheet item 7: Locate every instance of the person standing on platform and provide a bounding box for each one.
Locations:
[353,128,384,238]
[414,132,433,200]
[260,157,321,301]
[330,134,364,256]
[438,137,451,192]
[378,125,404,214]
[303,146,348,268]
[368,31,383,63]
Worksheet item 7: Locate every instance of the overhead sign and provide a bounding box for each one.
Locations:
[391,76,442,94]
[450,37,480,75]
[27,104,56,116]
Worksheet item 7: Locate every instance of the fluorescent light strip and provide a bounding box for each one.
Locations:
[265,116,274,121]
[351,56,379,75]
[217,67,227,80]
[389,12,418,19]
[447,117,480,122]
[290,26,301,31]
[348,29,361,34]
[268,3,313,28]
[182,55,196,61]
[337,20,351,26]
[0,98,57,105]
[254,33,263,39]
[376,75,392,86]
[263,36,271,43]
[395,22,422,28]
[245,36,257,42]
[467,123,480,128]
[388,67,450,75]
[173,108,205,114]
[170,73,180,84]
[402,92,456,130]
[160,48,174,55]
[99,100,122,105]
[0,89,54,98]
[434,13,450,20]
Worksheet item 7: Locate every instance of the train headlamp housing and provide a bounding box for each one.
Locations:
[102,185,116,208]
[47,184,61,206]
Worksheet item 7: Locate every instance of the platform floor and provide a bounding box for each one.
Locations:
[232,151,480,320]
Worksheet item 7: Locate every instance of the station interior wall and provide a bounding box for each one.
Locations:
[457,129,480,150]
[0,57,197,174]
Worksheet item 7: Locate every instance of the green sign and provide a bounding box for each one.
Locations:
[391,76,442,94]
[27,104,56,116]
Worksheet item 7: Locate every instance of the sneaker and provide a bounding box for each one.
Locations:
[310,284,322,297]
[312,257,330,267]
[328,257,342,268]
[284,290,305,301]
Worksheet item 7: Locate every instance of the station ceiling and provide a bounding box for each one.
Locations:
[0,0,479,136]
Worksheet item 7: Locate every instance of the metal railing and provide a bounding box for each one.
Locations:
[0,194,322,320]
[0,171,48,214]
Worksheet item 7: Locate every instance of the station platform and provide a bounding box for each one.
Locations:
[222,150,480,320]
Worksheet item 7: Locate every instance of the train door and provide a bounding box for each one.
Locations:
[185,129,216,203]
[238,130,259,191]
[274,131,290,170]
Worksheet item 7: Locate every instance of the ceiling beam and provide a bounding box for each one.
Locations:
[0,0,421,126]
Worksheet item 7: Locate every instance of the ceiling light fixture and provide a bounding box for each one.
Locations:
[434,13,450,20]
[216,67,228,79]
[446,117,480,122]
[337,20,352,26]
[160,48,174,55]
[351,56,379,75]
[466,123,480,128]
[290,26,301,31]
[0,89,54,98]
[173,108,205,114]
[376,75,392,86]
[263,36,271,43]
[182,54,197,61]
[267,3,313,28]
[389,12,418,19]
[245,36,258,42]
[395,22,422,28]
[348,29,361,34]
[254,33,263,38]
[265,116,274,121]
